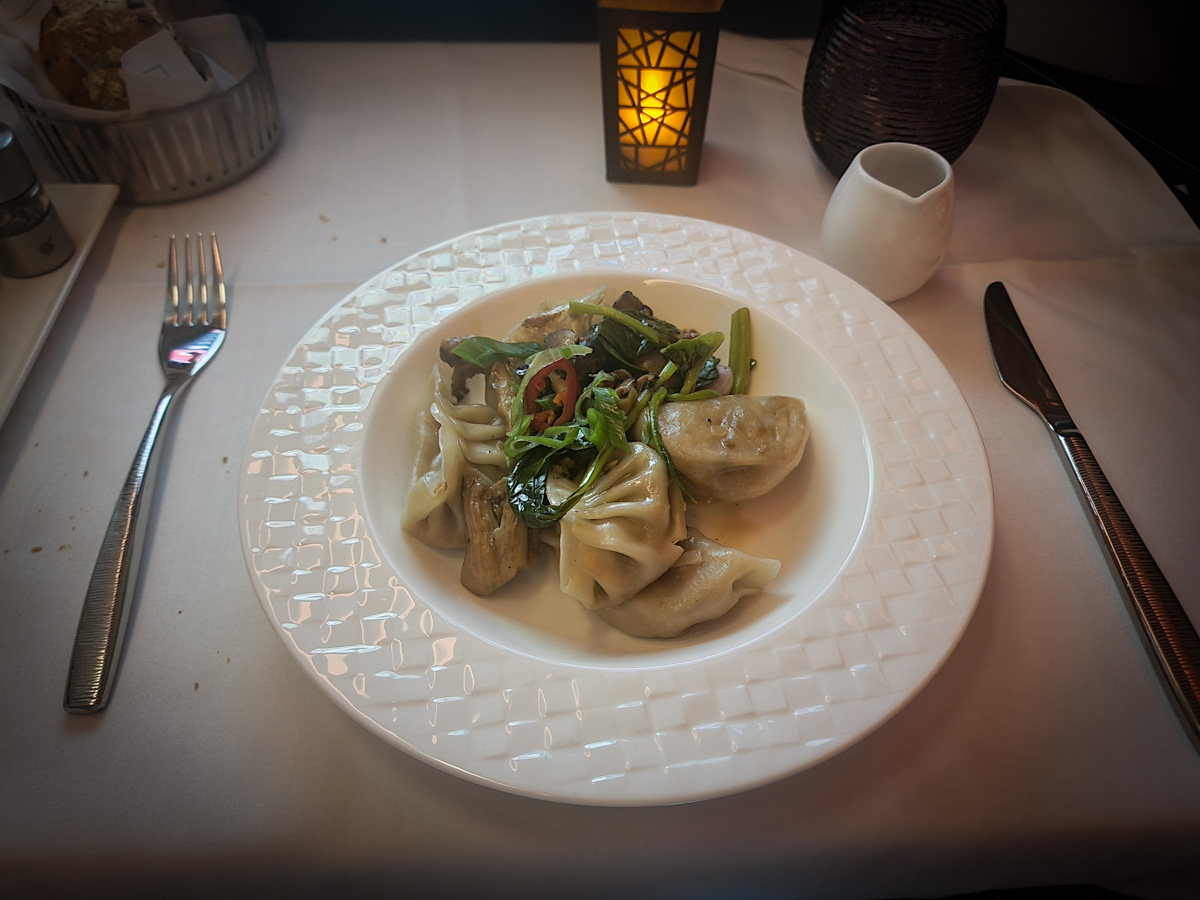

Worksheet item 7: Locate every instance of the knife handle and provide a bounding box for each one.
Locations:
[1055,429,1200,747]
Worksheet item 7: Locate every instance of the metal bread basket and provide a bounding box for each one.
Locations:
[3,12,280,205]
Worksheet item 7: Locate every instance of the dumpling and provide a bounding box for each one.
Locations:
[654,395,809,502]
[596,529,781,638]
[547,442,687,609]
[401,364,508,548]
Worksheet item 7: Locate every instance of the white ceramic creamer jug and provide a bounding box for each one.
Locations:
[820,142,954,303]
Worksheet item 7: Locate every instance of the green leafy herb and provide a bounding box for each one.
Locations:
[661,331,723,396]
[568,300,672,345]
[496,295,736,526]
[569,300,682,373]
[506,442,616,527]
[583,384,630,456]
[506,449,566,528]
[449,336,541,368]
[642,387,696,502]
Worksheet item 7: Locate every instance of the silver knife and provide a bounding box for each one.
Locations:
[985,281,1200,751]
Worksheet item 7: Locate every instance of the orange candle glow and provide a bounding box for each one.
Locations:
[600,2,723,184]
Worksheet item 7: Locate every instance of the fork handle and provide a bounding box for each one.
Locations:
[64,381,184,712]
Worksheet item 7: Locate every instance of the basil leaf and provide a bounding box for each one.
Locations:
[506,450,561,528]
[506,442,611,528]
[571,300,682,373]
[448,336,541,368]
[568,301,675,345]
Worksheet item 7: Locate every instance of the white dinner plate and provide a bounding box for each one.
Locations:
[239,212,993,806]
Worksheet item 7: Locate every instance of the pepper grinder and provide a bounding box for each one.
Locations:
[0,123,75,278]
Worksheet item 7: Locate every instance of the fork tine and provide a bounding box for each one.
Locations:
[184,234,196,326]
[197,233,209,326]
[210,233,226,330]
[166,235,179,325]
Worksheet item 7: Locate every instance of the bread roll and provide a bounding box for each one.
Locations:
[36,0,181,110]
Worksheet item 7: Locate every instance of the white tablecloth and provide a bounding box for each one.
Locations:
[2,36,1198,899]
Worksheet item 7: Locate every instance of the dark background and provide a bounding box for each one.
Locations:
[233,0,820,41]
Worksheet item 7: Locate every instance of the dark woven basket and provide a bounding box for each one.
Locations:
[802,0,1007,176]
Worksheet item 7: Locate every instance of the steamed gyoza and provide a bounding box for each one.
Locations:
[653,395,809,502]
[547,443,687,609]
[401,287,810,638]
[596,529,782,638]
[401,365,508,548]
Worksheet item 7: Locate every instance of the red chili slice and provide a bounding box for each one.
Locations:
[524,359,579,433]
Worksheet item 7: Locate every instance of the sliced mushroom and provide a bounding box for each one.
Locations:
[460,471,539,595]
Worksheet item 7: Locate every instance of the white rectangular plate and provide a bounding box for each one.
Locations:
[0,183,119,426]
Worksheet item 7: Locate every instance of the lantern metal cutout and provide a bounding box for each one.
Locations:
[598,1,723,185]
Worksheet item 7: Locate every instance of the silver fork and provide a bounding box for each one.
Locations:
[64,234,227,713]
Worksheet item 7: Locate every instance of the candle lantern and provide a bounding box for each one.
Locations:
[598,1,723,186]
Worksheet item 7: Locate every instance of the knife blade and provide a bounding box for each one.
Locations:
[985,281,1200,751]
